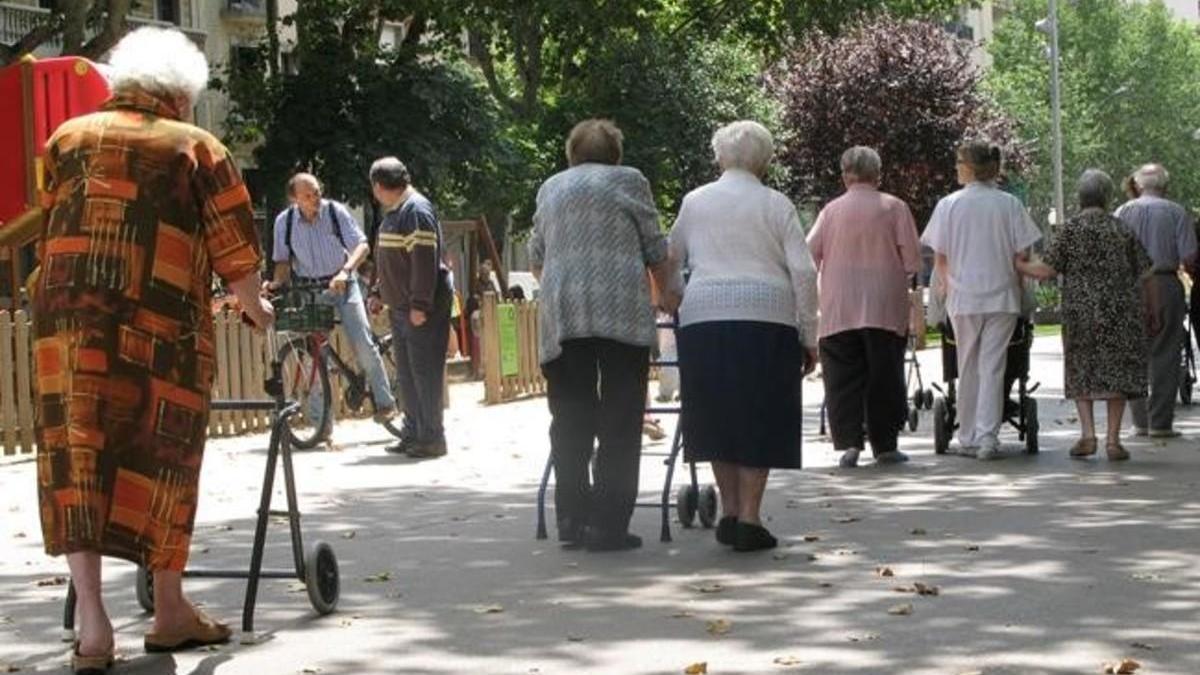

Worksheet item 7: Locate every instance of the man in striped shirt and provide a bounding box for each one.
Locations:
[369,157,452,458]
[266,173,397,428]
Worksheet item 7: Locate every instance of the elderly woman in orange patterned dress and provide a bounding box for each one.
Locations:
[33,27,273,673]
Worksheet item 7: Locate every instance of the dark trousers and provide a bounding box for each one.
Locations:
[390,281,452,443]
[819,328,907,455]
[1132,275,1185,431]
[542,338,649,536]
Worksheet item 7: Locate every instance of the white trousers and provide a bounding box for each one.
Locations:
[951,313,1018,449]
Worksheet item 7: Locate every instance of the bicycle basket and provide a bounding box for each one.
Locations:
[274,287,336,332]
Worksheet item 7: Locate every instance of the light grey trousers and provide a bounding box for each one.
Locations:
[1130,275,1185,432]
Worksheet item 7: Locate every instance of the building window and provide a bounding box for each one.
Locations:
[38,0,56,9]
[230,45,264,78]
[157,0,180,24]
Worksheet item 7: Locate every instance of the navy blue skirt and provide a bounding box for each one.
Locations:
[677,321,804,469]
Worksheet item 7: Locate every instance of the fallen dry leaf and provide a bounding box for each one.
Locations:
[888,602,913,616]
[819,502,834,509]
[773,655,804,666]
[0,616,12,625]
[833,515,861,524]
[847,632,879,643]
[473,604,504,615]
[894,582,940,596]
[341,531,356,540]
[965,544,981,552]
[287,582,307,594]
[772,552,789,561]
[35,576,67,587]
[958,671,983,675]
[691,582,725,594]
[818,582,834,588]
[806,553,819,562]
[876,566,895,578]
[802,534,821,542]
[301,668,321,674]
[12,532,25,539]
[684,663,708,674]
[910,528,927,536]
[785,499,803,509]
[2,665,20,673]
[566,635,585,642]
[1102,658,1141,674]
[706,618,732,636]
[1129,642,1157,651]
[363,572,391,583]
[670,611,695,619]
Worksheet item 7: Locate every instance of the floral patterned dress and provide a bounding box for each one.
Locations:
[34,90,262,571]
[1043,210,1152,400]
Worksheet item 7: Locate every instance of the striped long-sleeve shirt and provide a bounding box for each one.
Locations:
[376,191,444,312]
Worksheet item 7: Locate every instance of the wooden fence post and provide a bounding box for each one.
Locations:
[14,310,35,453]
[481,292,501,404]
[0,312,18,454]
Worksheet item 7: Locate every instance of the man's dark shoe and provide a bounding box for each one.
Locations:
[584,529,642,552]
[715,516,738,546]
[385,436,414,455]
[406,439,448,458]
[733,522,777,552]
[558,518,587,549]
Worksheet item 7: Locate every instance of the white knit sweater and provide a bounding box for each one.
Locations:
[668,170,819,347]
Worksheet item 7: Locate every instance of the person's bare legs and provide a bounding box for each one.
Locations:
[1106,399,1127,445]
[736,467,770,525]
[1076,399,1096,441]
[152,570,200,634]
[66,552,113,657]
[711,461,739,519]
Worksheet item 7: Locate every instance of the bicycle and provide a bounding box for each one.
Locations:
[271,281,404,449]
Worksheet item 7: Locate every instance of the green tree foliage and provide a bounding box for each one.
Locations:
[987,0,1200,218]
[773,15,1027,228]
[219,0,519,217]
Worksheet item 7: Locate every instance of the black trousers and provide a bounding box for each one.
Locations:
[543,338,649,536]
[390,278,452,443]
[819,328,907,455]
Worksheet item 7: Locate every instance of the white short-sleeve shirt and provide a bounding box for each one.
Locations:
[921,182,1042,316]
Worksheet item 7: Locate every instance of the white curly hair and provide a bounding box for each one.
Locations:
[107,26,209,104]
[711,120,775,176]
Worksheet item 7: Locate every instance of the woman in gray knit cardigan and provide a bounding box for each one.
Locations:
[669,120,819,552]
[529,119,680,552]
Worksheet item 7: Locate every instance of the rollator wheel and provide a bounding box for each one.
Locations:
[933,398,950,455]
[1180,376,1194,406]
[1023,398,1039,454]
[923,390,934,410]
[697,485,719,529]
[134,567,154,613]
[911,390,924,410]
[305,541,340,615]
[907,407,919,432]
[675,484,698,528]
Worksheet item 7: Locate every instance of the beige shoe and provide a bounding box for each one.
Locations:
[144,609,231,653]
[1106,442,1131,462]
[1069,437,1098,458]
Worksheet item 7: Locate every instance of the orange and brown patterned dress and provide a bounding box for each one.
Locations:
[34,89,262,571]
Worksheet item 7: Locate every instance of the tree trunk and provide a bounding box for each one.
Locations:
[266,0,280,78]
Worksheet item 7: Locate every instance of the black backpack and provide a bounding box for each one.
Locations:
[284,200,349,263]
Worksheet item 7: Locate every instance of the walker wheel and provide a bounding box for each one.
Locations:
[1180,375,1194,406]
[908,407,919,432]
[911,390,924,410]
[923,389,935,410]
[135,567,154,613]
[698,485,719,529]
[933,398,950,455]
[305,541,340,615]
[675,484,698,528]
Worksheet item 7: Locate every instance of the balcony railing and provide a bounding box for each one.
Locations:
[221,0,266,22]
[0,2,206,55]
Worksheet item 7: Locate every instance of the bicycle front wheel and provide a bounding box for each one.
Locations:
[376,332,406,440]
[277,336,332,449]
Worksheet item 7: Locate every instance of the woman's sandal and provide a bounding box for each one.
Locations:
[143,609,232,653]
[1106,442,1131,462]
[72,642,114,675]
[1069,437,1098,458]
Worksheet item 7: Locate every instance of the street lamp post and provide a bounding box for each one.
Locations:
[1037,1,1065,226]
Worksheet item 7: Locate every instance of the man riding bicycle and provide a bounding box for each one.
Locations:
[264,173,397,431]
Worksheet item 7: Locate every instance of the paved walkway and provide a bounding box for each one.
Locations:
[2,336,1199,674]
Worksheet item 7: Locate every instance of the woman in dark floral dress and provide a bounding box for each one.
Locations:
[1019,170,1152,461]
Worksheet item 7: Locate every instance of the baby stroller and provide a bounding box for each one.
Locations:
[931,318,1041,455]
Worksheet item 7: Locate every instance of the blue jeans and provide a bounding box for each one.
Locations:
[316,280,396,414]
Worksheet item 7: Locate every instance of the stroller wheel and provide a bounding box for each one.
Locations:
[697,485,719,529]
[134,567,154,613]
[1023,398,1039,454]
[305,541,340,615]
[676,484,698,528]
[933,398,950,455]
[907,407,919,432]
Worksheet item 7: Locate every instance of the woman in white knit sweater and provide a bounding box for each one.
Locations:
[669,121,819,552]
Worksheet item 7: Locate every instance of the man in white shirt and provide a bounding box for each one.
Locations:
[922,142,1041,460]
